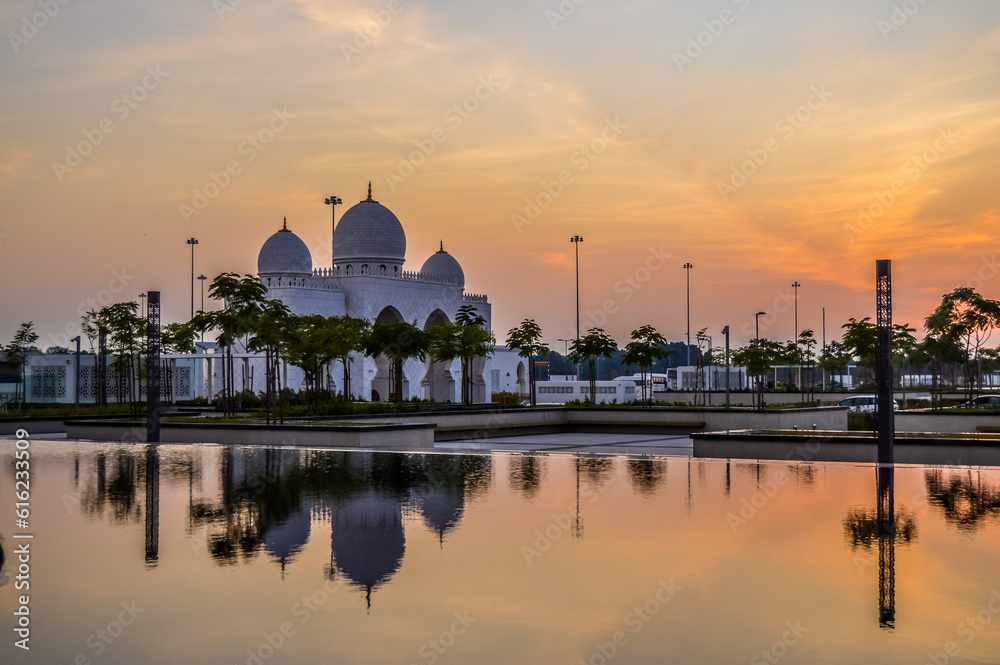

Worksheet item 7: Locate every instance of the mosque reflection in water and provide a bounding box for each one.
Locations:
[66,446,494,606]
[26,445,1000,624]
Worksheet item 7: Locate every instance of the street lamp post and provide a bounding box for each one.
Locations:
[197,274,207,312]
[792,281,801,341]
[792,281,802,391]
[325,195,342,269]
[755,311,766,342]
[684,263,693,366]
[70,335,81,405]
[197,275,208,342]
[557,338,573,380]
[722,326,730,408]
[571,236,584,381]
[186,237,199,319]
[822,306,827,391]
[570,236,584,340]
[139,293,147,319]
[697,332,712,405]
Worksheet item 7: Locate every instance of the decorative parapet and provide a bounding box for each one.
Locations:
[309,265,462,286]
[463,293,489,303]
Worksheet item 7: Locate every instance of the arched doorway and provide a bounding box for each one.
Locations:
[372,306,405,402]
[516,361,526,397]
[423,309,455,402]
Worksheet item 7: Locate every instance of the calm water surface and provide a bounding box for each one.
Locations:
[1,440,1000,664]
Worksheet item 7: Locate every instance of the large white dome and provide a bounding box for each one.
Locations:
[258,219,313,276]
[420,242,464,287]
[333,185,406,267]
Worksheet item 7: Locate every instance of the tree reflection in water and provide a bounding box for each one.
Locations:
[508,454,546,498]
[626,458,666,496]
[924,469,1000,531]
[81,451,141,525]
[176,447,495,606]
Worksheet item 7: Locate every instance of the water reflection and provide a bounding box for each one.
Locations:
[138,449,493,604]
[508,454,546,497]
[877,466,896,629]
[843,466,919,630]
[8,442,1000,664]
[625,458,666,496]
[65,443,1000,634]
[82,451,141,524]
[144,445,159,568]
[925,469,1000,530]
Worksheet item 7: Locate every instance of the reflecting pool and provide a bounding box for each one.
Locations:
[2,440,1000,664]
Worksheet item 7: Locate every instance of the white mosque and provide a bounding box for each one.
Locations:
[9,185,531,405]
[256,183,495,403]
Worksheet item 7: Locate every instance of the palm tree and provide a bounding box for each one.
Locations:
[922,308,964,409]
[732,339,780,409]
[505,319,549,406]
[325,315,372,401]
[81,309,110,407]
[102,302,146,415]
[192,273,268,416]
[841,317,878,387]
[4,321,39,409]
[622,324,669,405]
[246,300,291,423]
[429,305,495,405]
[282,314,339,399]
[797,329,817,403]
[366,321,430,403]
[929,287,1000,399]
[569,328,618,404]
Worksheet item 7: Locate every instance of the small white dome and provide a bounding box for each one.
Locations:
[258,219,312,276]
[333,185,406,266]
[420,242,464,287]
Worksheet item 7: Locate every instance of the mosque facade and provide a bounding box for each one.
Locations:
[256,185,494,403]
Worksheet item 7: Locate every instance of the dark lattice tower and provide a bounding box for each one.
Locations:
[875,260,894,465]
[146,291,161,443]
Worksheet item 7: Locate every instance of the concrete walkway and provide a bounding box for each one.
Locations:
[436,432,694,456]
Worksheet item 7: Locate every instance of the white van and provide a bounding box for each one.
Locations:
[837,395,900,413]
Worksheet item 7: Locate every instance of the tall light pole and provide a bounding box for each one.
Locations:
[684,263,693,365]
[792,281,801,341]
[571,236,584,340]
[557,338,572,380]
[697,332,712,405]
[197,274,207,312]
[721,326,730,408]
[186,237,199,319]
[755,311,766,342]
[139,293,147,319]
[822,306,826,350]
[325,195,342,269]
[198,274,207,341]
[70,335,81,405]
[822,306,827,392]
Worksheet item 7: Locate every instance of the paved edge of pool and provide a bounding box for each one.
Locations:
[692,429,1000,466]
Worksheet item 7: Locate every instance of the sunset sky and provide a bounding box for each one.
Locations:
[1,0,999,350]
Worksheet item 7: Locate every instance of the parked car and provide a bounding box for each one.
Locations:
[962,395,1000,409]
[837,395,900,413]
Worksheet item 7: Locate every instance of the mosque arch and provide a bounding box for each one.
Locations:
[423,309,455,402]
[372,306,406,401]
[516,361,526,397]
